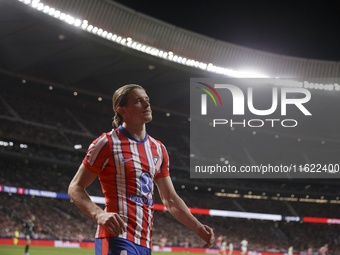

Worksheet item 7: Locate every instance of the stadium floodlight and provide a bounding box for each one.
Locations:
[210,209,282,221]
[87,25,93,32]
[82,21,88,29]
[42,5,49,13]
[92,27,98,33]
[65,15,75,25]
[20,144,28,148]
[0,141,8,146]
[74,19,82,27]
[74,144,82,149]
[31,0,40,8]
[59,13,66,21]
[48,8,55,16]
[37,3,44,11]
[17,0,340,89]
[54,10,60,18]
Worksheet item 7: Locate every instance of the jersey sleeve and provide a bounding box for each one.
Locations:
[82,133,111,175]
[155,143,170,179]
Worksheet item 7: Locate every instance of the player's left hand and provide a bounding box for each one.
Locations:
[196,224,215,248]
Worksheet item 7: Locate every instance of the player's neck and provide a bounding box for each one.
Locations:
[122,123,146,141]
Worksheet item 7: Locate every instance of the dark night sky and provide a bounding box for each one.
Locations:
[114,0,340,61]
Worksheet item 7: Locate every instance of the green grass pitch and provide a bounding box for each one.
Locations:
[0,245,208,255]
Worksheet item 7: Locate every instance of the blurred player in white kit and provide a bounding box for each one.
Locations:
[220,236,227,255]
[240,238,248,255]
[288,246,293,255]
[228,240,233,255]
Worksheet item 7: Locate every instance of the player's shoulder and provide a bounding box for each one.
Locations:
[92,131,112,143]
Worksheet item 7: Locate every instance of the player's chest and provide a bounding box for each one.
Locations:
[112,140,161,178]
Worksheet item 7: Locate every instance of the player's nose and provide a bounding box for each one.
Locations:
[143,100,150,107]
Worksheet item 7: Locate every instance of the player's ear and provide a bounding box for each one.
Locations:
[117,106,125,116]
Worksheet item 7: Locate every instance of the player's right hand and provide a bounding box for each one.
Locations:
[96,211,126,236]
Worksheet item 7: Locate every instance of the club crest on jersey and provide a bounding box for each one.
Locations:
[153,157,159,166]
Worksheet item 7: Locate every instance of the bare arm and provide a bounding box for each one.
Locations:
[155,176,214,247]
[68,163,126,235]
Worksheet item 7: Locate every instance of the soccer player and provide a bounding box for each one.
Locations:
[220,236,227,255]
[160,235,167,251]
[23,215,35,255]
[319,244,328,255]
[288,246,293,255]
[216,235,223,249]
[307,247,313,255]
[68,84,215,255]
[228,240,233,255]
[240,238,248,255]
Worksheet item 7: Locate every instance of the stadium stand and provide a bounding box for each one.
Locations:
[1,1,340,254]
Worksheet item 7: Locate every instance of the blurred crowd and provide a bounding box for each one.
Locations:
[1,192,340,254]
[1,156,340,254]
[0,81,340,254]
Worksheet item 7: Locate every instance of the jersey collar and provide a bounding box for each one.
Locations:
[117,125,148,144]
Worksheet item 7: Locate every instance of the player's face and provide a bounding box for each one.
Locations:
[121,88,152,125]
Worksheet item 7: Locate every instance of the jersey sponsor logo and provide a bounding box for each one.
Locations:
[139,172,153,196]
[128,194,154,206]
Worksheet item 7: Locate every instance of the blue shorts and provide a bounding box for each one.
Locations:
[95,237,152,255]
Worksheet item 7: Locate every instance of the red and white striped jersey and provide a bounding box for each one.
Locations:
[83,126,170,249]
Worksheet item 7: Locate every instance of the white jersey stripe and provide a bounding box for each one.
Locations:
[146,206,152,248]
[129,139,143,245]
[87,135,108,167]
[144,139,155,177]
[149,137,164,174]
[101,157,109,170]
[111,130,128,240]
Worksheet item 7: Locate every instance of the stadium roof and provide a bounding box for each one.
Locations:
[1,0,340,144]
